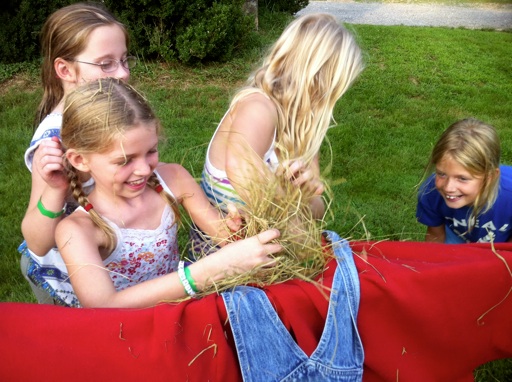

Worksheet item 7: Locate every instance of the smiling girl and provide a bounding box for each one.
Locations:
[416,118,512,243]
[55,78,281,308]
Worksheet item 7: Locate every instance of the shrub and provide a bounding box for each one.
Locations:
[0,0,256,65]
[0,0,73,64]
[175,2,254,63]
[104,0,255,64]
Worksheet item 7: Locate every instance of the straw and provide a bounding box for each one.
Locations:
[188,144,334,297]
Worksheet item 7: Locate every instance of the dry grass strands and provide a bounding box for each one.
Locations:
[191,148,334,298]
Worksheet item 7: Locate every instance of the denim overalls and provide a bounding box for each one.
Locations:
[222,231,364,381]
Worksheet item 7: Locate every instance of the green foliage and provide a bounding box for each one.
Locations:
[104,0,255,64]
[0,0,74,63]
[176,2,254,63]
[0,0,256,65]
[258,0,309,14]
[0,61,38,83]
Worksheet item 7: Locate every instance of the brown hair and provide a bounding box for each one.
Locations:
[36,2,128,125]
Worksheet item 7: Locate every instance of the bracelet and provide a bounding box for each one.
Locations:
[37,197,66,219]
[177,261,196,297]
[184,266,198,293]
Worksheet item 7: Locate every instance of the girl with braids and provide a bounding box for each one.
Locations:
[20,2,136,305]
[189,13,364,256]
[417,119,512,243]
[56,78,282,308]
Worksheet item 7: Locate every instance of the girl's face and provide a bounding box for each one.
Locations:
[434,154,484,209]
[73,24,130,84]
[86,123,159,199]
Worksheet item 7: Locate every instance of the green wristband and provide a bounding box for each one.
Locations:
[184,266,198,293]
[37,197,66,219]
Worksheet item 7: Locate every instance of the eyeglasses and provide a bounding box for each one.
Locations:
[72,56,137,73]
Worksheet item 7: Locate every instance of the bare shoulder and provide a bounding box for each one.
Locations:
[154,162,197,197]
[234,92,277,121]
[155,162,192,181]
[55,210,102,248]
[229,91,277,149]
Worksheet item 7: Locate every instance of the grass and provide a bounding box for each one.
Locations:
[1,7,511,380]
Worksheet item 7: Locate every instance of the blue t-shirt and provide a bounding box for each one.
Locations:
[416,165,512,243]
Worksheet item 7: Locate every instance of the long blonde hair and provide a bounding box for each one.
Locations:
[36,2,128,125]
[427,118,501,229]
[231,13,364,164]
[61,78,180,253]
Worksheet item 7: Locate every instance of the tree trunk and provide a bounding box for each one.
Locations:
[243,0,258,30]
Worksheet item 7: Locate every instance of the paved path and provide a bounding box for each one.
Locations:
[297,0,512,30]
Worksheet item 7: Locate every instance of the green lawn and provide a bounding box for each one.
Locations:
[1,9,511,380]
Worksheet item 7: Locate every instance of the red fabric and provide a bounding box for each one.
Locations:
[353,240,512,381]
[1,241,511,381]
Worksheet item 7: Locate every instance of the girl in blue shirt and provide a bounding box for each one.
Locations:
[417,118,512,243]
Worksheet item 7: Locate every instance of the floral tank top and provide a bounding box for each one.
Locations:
[102,205,179,291]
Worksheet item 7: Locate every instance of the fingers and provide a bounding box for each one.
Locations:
[278,159,303,180]
[226,203,241,220]
[254,229,283,263]
[35,140,64,167]
[37,155,64,177]
[33,140,67,187]
[225,203,243,234]
[278,160,324,195]
[255,228,280,244]
[286,160,304,180]
[311,181,325,196]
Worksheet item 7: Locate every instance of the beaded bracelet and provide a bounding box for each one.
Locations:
[177,261,196,297]
[37,197,66,219]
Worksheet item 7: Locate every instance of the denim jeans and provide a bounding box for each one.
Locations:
[222,231,363,382]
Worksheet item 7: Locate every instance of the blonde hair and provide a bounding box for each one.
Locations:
[36,2,128,125]
[428,118,501,228]
[61,78,180,253]
[231,13,364,164]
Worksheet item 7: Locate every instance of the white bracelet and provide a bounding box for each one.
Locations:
[177,261,196,297]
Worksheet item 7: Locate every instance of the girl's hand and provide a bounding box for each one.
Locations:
[202,229,282,282]
[33,137,68,191]
[224,228,282,271]
[279,160,324,196]
[225,203,244,238]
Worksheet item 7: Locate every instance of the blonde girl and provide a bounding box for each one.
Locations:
[20,3,136,305]
[190,13,364,255]
[417,118,512,243]
[56,78,281,308]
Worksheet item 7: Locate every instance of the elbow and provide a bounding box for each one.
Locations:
[21,220,51,257]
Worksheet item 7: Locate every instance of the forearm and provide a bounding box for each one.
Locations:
[21,187,68,256]
[79,271,188,308]
[79,257,230,308]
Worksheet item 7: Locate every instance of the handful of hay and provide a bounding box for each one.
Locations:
[189,154,333,298]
